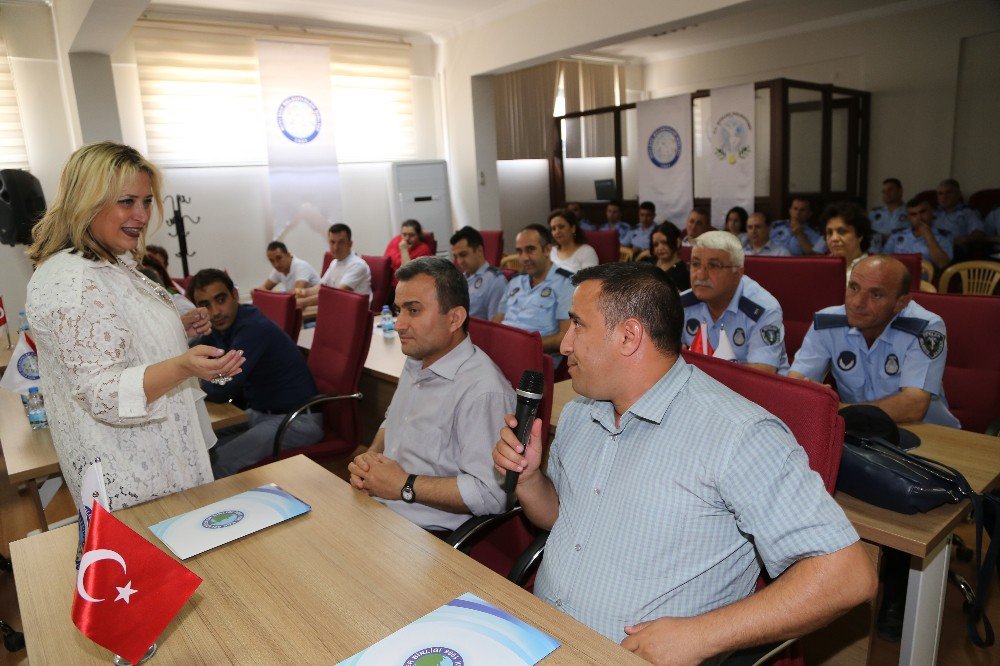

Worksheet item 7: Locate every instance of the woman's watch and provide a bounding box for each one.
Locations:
[400,474,417,503]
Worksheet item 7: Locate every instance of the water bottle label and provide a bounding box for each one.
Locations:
[28,410,47,426]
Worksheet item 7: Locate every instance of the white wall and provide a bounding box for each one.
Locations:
[496,160,550,253]
[642,0,1000,207]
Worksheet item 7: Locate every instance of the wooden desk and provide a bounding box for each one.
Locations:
[10,456,639,664]
[0,388,247,533]
[550,379,1000,666]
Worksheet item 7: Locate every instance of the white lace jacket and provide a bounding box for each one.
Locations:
[26,249,214,511]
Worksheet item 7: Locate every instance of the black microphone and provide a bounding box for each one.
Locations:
[504,370,544,494]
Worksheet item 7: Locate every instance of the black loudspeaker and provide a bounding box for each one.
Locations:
[0,169,46,247]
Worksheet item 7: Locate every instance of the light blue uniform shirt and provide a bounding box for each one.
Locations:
[870,206,907,238]
[680,276,790,372]
[742,240,791,257]
[578,218,601,232]
[465,262,507,320]
[883,223,953,264]
[497,264,574,336]
[790,302,960,428]
[985,208,1000,236]
[626,224,656,250]
[770,220,827,256]
[534,357,858,643]
[936,205,983,237]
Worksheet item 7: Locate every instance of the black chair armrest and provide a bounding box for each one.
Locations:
[446,505,524,553]
[271,392,363,460]
[508,530,548,587]
[986,417,1000,437]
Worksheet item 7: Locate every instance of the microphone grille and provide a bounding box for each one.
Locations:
[517,370,544,394]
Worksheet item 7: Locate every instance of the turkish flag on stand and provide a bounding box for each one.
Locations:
[72,503,202,663]
[690,321,714,356]
[0,294,7,328]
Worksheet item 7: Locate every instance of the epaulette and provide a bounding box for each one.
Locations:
[486,266,502,276]
[680,290,700,308]
[891,316,929,336]
[889,225,909,234]
[555,267,575,279]
[737,296,765,322]
[814,313,849,330]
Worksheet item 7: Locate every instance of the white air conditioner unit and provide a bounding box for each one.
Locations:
[391,160,451,256]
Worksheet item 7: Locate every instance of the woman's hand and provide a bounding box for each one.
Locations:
[181,307,212,338]
[182,346,245,382]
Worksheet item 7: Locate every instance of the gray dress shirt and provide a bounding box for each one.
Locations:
[379,336,515,531]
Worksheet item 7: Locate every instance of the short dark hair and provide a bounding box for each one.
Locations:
[548,208,584,245]
[402,219,423,236]
[145,244,169,266]
[450,225,484,249]
[906,196,929,209]
[820,201,873,252]
[691,206,710,220]
[188,268,235,301]
[572,262,682,355]
[396,257,471,332]
[882,178,902,188]
[328,223,352,239]
[520,223,554,247]
[725,206,749,233]
[939,178,960,190]
[607,200,621,209]
[639,201,656,213]
[266,241,288,254]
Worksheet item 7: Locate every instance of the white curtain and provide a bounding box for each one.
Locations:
[637,95,693,226]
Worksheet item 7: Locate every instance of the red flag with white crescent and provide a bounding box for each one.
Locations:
[690,321,714,356]
[0,295,6,328]
[72,503,202,663]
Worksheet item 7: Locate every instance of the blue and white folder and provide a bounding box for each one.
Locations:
[338,592,560,665]
[149,484,310,559]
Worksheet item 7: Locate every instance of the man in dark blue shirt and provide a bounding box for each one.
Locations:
[189,269,321,477]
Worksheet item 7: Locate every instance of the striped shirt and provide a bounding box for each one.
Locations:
[534,357,857,643]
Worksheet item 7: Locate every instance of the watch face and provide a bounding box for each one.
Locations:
[401,487,414,502]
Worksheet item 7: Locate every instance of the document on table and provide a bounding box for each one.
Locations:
[338,592,560,665]
[149,483,311,559]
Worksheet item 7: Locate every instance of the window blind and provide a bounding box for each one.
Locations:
[0,32,29,169]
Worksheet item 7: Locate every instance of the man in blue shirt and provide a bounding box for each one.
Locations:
[770,197,827,256]
[884,197,953,270]
[790,255,959,428]
[625,201,657,250]
[936,179,984,261]
[494,224,574,356]
[450,226,507,320]
[742,212,791,256]
[870,178,907,244]
[603,201,633,245]
[492,262,875,663]
[681,230,789,373]
[190,269,322,478]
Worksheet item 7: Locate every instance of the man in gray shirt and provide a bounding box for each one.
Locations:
[348,257,515,532]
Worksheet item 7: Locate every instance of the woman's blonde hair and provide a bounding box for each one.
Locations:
[28,141,163,265]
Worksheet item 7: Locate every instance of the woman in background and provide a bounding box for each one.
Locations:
[549,209,598,272]
[725,206,749,246]
[822,201,873,284]
[644,221,690,291]
[26,142,244,511]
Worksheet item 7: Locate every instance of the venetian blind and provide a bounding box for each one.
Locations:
[0,31,29,169]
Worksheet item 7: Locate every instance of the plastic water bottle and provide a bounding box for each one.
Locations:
[26,387,48,430]
[18,310,29,332]
[380,305,394,338]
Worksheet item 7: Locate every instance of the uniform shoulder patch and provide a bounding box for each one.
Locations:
[738,296,765,322]
[555,267,575,279]
[890,316,929,336]
[814,313,849,330]
[680,290,700,309]
[486,266,502,276]
[919,330,945,359]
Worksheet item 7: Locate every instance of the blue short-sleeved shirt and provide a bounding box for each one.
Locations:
[790,302,960,428]
[770,220,827,256]
[534,357,858,642]
[465,262,507,320]
[742,240,791,257]
[883,224,954,264]
[578,219,602,232]
[984,208,1000,236]
[626,224,656,250]
[936,205,983,237]
[680,276,789,372]
[869,206,907,238]
[497,264,574,337]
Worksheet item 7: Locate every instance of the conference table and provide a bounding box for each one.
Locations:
[10,455,641,664]
[0,387,247,533]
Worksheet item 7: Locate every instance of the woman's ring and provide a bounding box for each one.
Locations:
[211,374,232,386]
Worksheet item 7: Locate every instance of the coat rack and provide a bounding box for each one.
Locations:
[164,195,199,278]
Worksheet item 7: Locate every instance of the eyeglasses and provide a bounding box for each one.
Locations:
[689,260,738,273]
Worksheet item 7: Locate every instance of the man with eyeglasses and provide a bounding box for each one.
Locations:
[680,230,789,373]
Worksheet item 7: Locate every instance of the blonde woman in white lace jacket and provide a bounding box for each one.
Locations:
[26,142,245,511]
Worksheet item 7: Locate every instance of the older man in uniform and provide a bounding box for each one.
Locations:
[492,262,875,663]
[494,224,575,359]
[884,197,953,270]
[680,230,789,373]
[450,226,507,320]
[742,212,791,257]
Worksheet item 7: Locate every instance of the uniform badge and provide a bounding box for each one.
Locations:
[509,287,520,297]
[733,327,746,346]
[474,276,483,289]
[685,318,699,336]
[884,353,900,376]
[837,350,857,371]
[760,325,781,346]
[541,287,552,297]
[919,330,945,359]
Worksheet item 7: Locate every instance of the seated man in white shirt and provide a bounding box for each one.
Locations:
[742,212,791,256]
[295,224,372,308]
[258,241,320,293]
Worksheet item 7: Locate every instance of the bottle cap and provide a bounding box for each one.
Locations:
[28,386,39,394]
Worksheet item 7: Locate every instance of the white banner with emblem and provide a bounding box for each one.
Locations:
[707,83,755,229]
[256,40,343,239]
[637,94,693,227]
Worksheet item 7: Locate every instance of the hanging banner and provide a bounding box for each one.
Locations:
[707,83,755,229]
[256,41,343,239]
[637,94,693,227]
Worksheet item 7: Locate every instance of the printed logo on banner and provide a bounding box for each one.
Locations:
[404,646,465,666]
[647,126,682,168]
[277,95,321,144]
[17,351,39,381]
[711,112,753,164]
[201,510,245,530]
